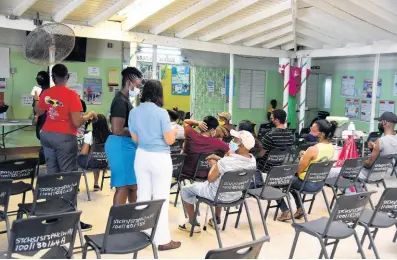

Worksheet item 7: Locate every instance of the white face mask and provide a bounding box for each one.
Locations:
[129,87,140,97]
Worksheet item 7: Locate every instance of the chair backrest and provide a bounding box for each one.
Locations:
[7,211,82,258]
[324,192,374,235]
[194,153,214,178]
[205,236,269,259]
[170,139,184,154]
[367,131,382,142]
[372,188,397,220]
[0,158,37,180]
[0,179,12,209]
[87,143,108,169]
[367,156,394,181]
[263,148,289,170]
[214,170,256,203]
[304,160,333,183]
[34,172,82,204]
[103,199,165,251]
[264,164,299,188]
[172,154,186,179]
[339,157,365,180]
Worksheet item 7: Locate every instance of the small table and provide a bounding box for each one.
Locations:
[0,119,34,149]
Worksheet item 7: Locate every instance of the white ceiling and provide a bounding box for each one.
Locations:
[1,0,397,51]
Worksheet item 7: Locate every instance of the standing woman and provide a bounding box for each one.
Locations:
[105,67,142,205]
[129,80,181,251]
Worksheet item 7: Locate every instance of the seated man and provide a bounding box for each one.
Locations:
[258,109,294,172]
[168,109,184,139]
[182,116,231,180]
[357,112,397,186]
[179,130,256,233]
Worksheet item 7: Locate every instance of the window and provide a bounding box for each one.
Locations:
[324,77,332,109]
[238,70,265,109]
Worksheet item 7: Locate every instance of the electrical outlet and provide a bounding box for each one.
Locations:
[10,68,17,74]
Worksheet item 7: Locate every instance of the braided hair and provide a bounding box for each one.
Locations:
[121,67,142,89]
[92,114,110,144]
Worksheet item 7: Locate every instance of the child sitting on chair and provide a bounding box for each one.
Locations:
[77,114,110,191]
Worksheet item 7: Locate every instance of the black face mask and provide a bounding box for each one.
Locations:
[378,122,384,133]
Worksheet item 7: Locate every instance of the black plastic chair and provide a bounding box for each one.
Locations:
[0,179,12,242]
[246,164,299,235]
[0,158,37,216]
[190,170,256,248]
[205,235,270,259]
[293,161,334,222]
[358,188,397,259]
[325,158,364,210]
[259,147,290,173]
[170,154,187,207]
[290,142,317,163]
[80,143,108,200]
[170,139,184,154]
[192,152,215,181]
[389,153,397,178]
[4,211,81,259]
[17,171,85,250]
[358,156,393,210]
[289,192,375,259]
[82,199,164,259]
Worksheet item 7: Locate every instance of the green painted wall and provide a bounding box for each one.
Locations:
[330,69,396,132]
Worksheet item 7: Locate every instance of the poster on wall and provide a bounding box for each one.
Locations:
[88,67,100,77]
[224,75,236,103]
[108,68,120,87]
[379,100,395,117]
[207,80,214,94]
[393,72,397,96]
[363,79,382,99]
[360,100,371,122]
[21,95,33,106]
[341,76,355,97]
[171,66,190,96]
[0,78,6,89]
[345,99,360,120]
[68,72,78,85]
[83,78,103,105]
[68,84,83,98]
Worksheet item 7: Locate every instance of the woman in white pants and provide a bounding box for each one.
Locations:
[128,80,180,251]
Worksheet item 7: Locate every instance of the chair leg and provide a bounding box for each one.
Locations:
[244,200,256,240]
[363,183,375,210]
[273,204,280,221]
[330,239,340,259]
[322,189,331,215]
[77,222,85,253]
[264,200,271,221]
[234,204,244,229]
[297,193,308,222]
[100,170,106,191]
[190,201,201,238]
[222,207,231,231]
[319,238,328,259]
[152,243,158,259]
[330,188,338,210]
[364,225,380,259]
[381,179,387,190]
[174,182,181,207]
[308,194,316,214]
[354,230,367,259]
[359,229,368,252]
[289,230,301,259]
[5,215,10,244]
[368,228,378,250]
[83,170,91,201]
[316,236,329,259]
[133,252,138,259]
[255,196,269,236]
[285,195,296,224]
[209,205,223,248]
[93,246,101,259]
[82,243,89,259]
[393,226,397,243]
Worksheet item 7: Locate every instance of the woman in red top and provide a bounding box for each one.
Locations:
[34,64,97,230]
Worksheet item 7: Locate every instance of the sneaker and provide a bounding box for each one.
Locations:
[158,240,181,251]
[80,222,92,232]
[208,218,221,229]
[178,221,201,233]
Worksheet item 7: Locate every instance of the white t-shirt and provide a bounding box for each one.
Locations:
[171,122,185,140]
[83,131,93,146]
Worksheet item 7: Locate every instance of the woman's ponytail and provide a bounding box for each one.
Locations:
[328,121,337,139]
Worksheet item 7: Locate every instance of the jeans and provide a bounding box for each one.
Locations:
[278,176,324,211]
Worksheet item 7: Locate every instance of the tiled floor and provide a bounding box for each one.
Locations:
[1,171,397,259]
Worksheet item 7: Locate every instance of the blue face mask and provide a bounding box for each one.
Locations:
[229,141,239,152]
[129,88,140,97]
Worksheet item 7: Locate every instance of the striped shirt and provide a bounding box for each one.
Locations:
[258,128,293,172]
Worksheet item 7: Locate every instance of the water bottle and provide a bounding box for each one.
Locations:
[348,121,356,131]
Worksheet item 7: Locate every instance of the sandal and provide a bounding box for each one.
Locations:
[277,211,292,222]
[294,208,304,219]
[93,185,100,192]
[158,240,181,251]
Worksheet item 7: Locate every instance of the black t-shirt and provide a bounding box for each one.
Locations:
[110,92,132,128]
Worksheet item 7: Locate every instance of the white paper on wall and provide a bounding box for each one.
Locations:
[21,95,33,106]
[0,47,10,78]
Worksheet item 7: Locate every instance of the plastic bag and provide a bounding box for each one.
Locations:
[336,135,358,167]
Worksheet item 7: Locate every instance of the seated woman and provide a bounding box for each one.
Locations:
[277,119,337,221]
[77,114,111,191]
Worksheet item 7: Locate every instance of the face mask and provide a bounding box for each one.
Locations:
[229,141,239,152]
[129,87,140,97]
[378,122,385,133]
[218,121,225,127]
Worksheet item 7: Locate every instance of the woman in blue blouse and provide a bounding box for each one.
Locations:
[128,80,180,251]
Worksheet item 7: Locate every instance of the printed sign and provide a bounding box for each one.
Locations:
[83,78,103,105]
